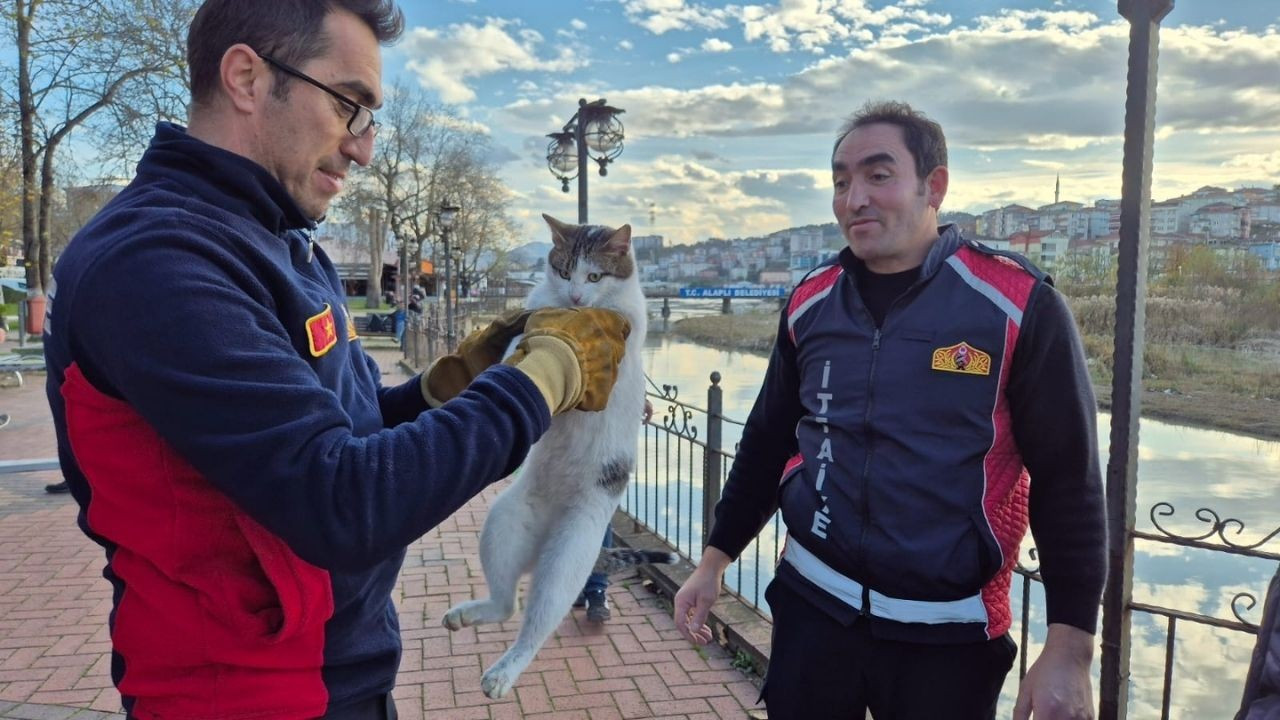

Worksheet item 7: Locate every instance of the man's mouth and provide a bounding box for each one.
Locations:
[317,168,346,193]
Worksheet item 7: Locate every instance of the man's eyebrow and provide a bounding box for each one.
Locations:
[856,152,895,168]
[832,152,896,172]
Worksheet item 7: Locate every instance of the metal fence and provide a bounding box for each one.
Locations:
[622,371,1276,719]
[401,298,523,369]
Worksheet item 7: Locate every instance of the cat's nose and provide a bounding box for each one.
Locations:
[570,293,582,305]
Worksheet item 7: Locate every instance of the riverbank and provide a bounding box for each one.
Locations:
[668,310,1280,441]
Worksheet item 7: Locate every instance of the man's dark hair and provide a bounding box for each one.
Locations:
[188,0,404,106]
[833,101,948,183]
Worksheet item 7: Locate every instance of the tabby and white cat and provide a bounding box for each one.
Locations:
[441,214,673,699]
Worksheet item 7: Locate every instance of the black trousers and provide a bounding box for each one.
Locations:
[319,693,397,720]
[761,579,1017,720]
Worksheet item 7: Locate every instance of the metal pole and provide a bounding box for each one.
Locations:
[444,229,454,350]
[577,98,588,224]
[702,372,723,548]
[1100,3,1173,719]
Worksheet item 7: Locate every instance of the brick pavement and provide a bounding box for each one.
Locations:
[0,340,763,719]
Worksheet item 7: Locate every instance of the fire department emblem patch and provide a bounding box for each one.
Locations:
[306,304,339,357]
[931,341,991,376]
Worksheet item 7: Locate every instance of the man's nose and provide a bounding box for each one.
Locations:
[843,183,869,212]
[342,132,375,167]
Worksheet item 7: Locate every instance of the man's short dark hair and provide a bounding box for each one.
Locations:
[833,101,948,182]
[188,0,404,106]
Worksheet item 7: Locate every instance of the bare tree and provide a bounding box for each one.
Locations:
[447,161,518,296]
[365,81,489,301]
[5,0,198,295]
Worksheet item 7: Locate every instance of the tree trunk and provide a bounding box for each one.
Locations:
[17,0,42,295]
[37,142,57,289]
[366,209,383,308]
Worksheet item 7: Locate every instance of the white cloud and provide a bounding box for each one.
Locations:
[571,18,587,31]
[702,37,734,52]
[490,8,1280,243]
[621,0,733,34]
[401,18,587,103]
[618,39,635,50]
[666,51,684,63]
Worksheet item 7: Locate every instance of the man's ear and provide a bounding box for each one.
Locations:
[925,165,949,211]
[220,43,268,114]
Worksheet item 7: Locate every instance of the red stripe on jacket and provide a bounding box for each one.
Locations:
[787,265,844,343]
[952,247,1037,639]
[62,362,334,719]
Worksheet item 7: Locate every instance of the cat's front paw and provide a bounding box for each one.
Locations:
[441,605,469,632]
[481,662,518,699]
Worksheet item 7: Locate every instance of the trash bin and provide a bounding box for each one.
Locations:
[24,294,46,335]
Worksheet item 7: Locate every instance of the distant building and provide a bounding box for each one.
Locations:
[1189,203,1250,241]
[632,234,664,261]
[1007,230,1068,269]
[1151,201,1180,235]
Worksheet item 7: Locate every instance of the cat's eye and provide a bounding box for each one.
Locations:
[557,269,570,280]
[587,272,603,283]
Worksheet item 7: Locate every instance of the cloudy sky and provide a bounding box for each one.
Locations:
[384,1,1280,245]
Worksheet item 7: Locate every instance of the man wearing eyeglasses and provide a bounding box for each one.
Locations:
[41,1,632,718]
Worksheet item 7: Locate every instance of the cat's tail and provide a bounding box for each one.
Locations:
[592,548,679,575]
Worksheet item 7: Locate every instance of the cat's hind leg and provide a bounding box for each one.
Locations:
[443,489,538,631]
[481,507,608,698]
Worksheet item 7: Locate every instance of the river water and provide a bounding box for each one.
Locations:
[633,298,1279,719]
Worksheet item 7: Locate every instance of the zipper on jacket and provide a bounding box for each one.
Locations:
[854,325,882,612]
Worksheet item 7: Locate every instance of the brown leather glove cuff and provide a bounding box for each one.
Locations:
[504,335,584,415]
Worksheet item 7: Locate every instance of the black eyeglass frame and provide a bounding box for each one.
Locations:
[259,53,378,138]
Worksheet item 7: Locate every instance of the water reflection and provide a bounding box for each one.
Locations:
[635,309,1278,719]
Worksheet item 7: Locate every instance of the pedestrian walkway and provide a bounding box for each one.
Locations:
[0,341,763,719]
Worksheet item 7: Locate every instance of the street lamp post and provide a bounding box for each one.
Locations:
[546,98,625,223]
[437,199,461,349]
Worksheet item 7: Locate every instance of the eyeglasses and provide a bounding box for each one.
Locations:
[259,54,378,138]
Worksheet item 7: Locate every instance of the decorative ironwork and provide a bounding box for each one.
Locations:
[662,404,698,440]
[1231,592,1261,629]
[1149,502,1280,551]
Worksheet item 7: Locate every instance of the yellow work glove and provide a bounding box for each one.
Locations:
[421,309,533,407]
[503,307,631,414]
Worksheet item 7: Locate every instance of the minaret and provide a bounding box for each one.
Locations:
[1055,174,1061,204]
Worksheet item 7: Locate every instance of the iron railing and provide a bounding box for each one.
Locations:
[622,371,1275,719]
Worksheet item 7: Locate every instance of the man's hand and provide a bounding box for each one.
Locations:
[505,307,630,414]
[1013,624,1097,720]
[643,398,654,423]
[674,546,732,645]
[422,309,532,406]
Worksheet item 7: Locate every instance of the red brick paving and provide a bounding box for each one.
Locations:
[0,341,763,719]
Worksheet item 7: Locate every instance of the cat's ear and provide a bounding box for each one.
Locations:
[542,213,573,247]
[604,224,632,256]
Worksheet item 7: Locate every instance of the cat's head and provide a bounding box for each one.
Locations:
[541,213,635,308]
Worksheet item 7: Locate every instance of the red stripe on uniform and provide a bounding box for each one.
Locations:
[787,265,844,343]
[61,362,334,719]
[955,246,1037,313]
[978,319,1030,639]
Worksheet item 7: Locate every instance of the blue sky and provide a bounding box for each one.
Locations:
[382,1,1280,244]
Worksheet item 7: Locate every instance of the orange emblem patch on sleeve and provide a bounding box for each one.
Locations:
[306,304,339,357]
[931,341,992,376]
